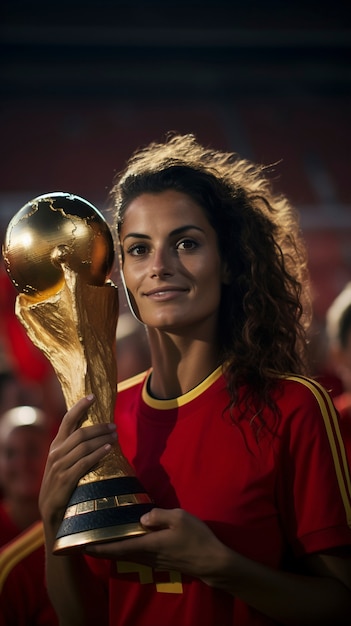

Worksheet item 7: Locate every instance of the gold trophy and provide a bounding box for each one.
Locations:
[2,192,154,554]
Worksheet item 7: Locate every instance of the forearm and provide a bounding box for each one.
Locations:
[44,525,108,626]
[37,395,117,625]
[204,544,351,625]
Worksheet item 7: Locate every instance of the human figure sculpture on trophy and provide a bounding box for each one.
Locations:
[2,192,154,553]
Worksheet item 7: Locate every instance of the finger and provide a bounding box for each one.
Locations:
[61,421,117,450]
[85,532,157,559]
[140,507,179,530]
[42,439,118,523]
[58,394,97,438]
[52,395,117,453]
[65,435,116,477]
[48,425,117,477]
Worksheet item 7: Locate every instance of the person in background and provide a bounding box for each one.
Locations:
[116,312,151,381]
[0,520,58,626]
[305,315,344,396]
[39,133,351,625]
[0,405,52,546]
[325,281,351,465]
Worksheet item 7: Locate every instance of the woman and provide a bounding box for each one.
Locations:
[39,134,351,625]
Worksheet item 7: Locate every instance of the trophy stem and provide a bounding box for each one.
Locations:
[16,268,153,553]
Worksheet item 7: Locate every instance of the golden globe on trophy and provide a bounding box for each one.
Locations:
[2,192,154,554]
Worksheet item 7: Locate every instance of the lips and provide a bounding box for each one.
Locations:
[144,286,187,297]
[143,286,188,301]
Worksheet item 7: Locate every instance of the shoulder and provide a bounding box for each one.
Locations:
[0,521,44,592]
[275,375,349,477]
[115,371,149,420]
[272,375,344,453]
[117,370,149,394]
[276,374,336,415]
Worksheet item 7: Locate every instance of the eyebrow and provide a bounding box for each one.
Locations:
[122,225,205,245]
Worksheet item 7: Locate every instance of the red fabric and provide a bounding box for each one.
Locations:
[0,522,58,626]
[0,501,20,547]
[87,369,351,626]
[0,271,52,382]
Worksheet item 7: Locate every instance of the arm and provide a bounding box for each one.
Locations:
[86,507,351,626]
[39,396,116,626]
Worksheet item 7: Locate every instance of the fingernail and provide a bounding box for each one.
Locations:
[86,394,94,401]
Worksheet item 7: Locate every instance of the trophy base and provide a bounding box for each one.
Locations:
[53,475,154,554]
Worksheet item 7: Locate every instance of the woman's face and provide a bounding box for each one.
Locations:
[120,190,228,335]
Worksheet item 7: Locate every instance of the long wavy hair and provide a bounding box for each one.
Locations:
[111,133,312,422]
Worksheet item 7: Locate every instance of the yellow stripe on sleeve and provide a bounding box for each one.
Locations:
[287,375,351,526]
[0,521,44,592]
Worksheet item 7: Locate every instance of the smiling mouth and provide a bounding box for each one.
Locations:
[144,288,187,298]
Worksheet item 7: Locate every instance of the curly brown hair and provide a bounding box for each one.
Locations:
[111,133,312,420]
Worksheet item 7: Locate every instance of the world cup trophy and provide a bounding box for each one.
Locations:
[2,192,154,554]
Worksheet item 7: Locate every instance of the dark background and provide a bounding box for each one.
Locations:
[1,0,350,319]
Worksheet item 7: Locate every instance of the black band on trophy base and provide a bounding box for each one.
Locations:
[65,476,148,505]
[53,476,154,554]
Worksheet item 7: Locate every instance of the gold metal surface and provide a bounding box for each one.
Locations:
[64,492,153,518]
[15,268,133,482]
[3,192,114,302]
[53,522,148,554]
[3,192,134,482]
[3,193,153,553]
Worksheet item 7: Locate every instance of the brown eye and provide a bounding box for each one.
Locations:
[127,244,148,256]
[177,239,197,251]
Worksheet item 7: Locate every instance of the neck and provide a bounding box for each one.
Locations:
[147,329,221,399]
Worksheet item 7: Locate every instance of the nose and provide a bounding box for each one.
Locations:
[150,246,173,278]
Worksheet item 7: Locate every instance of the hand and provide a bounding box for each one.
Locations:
[85,507,229,584]
[39,395,117,531]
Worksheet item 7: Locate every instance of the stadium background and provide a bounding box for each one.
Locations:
[1,0,350,326]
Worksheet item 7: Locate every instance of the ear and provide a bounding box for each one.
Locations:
[221,262,231,285]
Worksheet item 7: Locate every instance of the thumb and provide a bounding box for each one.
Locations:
[140,507,174,530]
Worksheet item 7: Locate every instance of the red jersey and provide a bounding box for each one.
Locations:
[0,502,20,547]
[0,521,58,626]
[90,367,351,626]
